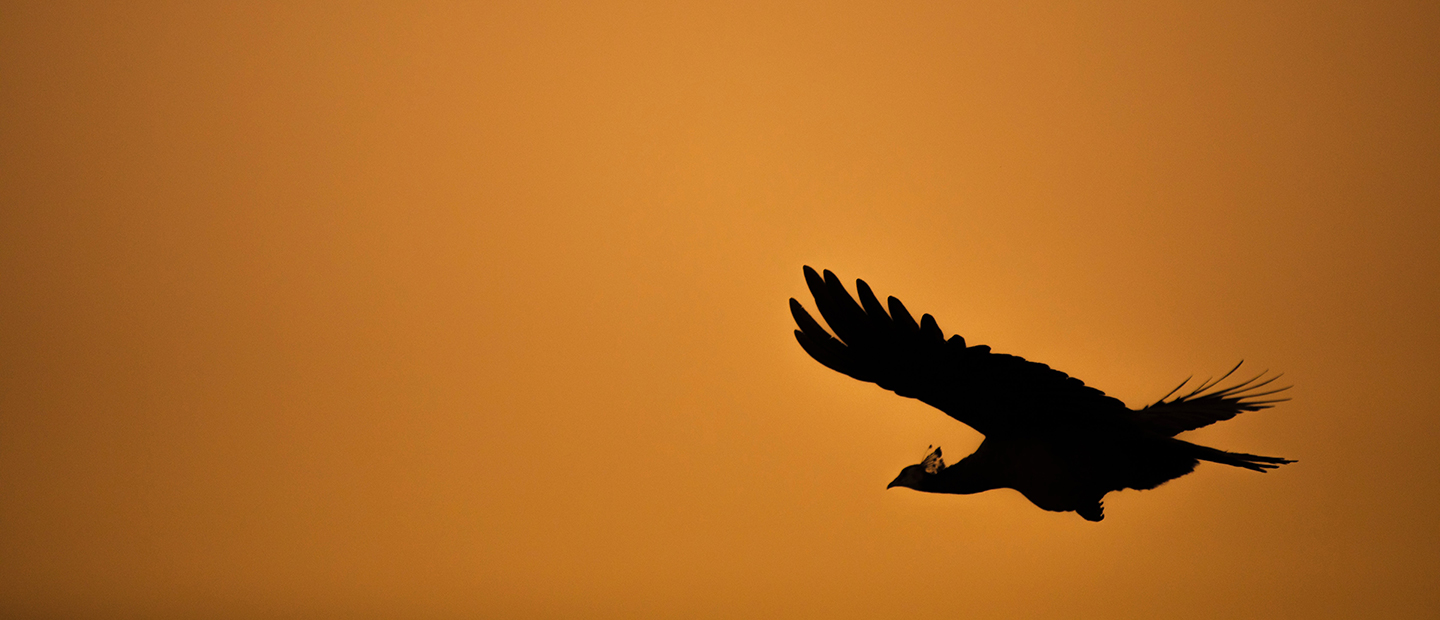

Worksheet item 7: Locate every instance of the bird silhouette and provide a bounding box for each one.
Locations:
[790,266,1294,521]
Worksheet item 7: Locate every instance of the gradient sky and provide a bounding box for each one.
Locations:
[3,2,1438,618]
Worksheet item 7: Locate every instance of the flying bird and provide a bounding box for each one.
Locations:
[789,266,1294,521]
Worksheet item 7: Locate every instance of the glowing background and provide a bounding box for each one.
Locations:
[2,2,1437,618]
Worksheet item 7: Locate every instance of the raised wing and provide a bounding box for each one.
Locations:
[1136,363,1290,436]
[790,266,1128,437]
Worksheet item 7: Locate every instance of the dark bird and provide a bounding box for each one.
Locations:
[789,266,1294,521]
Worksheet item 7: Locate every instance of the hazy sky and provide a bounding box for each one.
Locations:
[3,2,1438,618]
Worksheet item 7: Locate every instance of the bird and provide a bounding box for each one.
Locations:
[789,266,1294,521]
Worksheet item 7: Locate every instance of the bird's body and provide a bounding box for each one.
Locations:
[791,266,1294,521]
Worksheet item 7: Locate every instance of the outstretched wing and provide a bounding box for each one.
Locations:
[790,266,1128,437]
[1136,363,1290,436]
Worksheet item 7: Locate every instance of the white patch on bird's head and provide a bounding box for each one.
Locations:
[922,445,945,473]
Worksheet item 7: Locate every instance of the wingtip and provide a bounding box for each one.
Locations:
[790,298,823,333]
[803,266,825,290]
[919,313,943,341]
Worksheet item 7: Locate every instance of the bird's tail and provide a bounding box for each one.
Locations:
[1173,438,1295,472]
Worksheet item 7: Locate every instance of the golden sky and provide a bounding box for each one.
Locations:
[3,2,1438,618]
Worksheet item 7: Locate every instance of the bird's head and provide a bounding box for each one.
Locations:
[887,446,945,490]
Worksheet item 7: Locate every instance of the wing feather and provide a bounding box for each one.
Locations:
[1137,362,1291,436]
[790,266,1128,436]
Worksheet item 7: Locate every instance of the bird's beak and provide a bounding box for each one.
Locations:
[886,475,902,489]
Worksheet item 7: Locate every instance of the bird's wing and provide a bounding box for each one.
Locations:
[790,267,1128,437]
[1135,363,1290,436]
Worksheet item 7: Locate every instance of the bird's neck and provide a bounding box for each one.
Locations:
[928,454,1004,495]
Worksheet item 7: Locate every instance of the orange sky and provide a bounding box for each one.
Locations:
[2,2,1438,618]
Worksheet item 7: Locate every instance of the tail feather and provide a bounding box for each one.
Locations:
[1177,439,1296,472]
